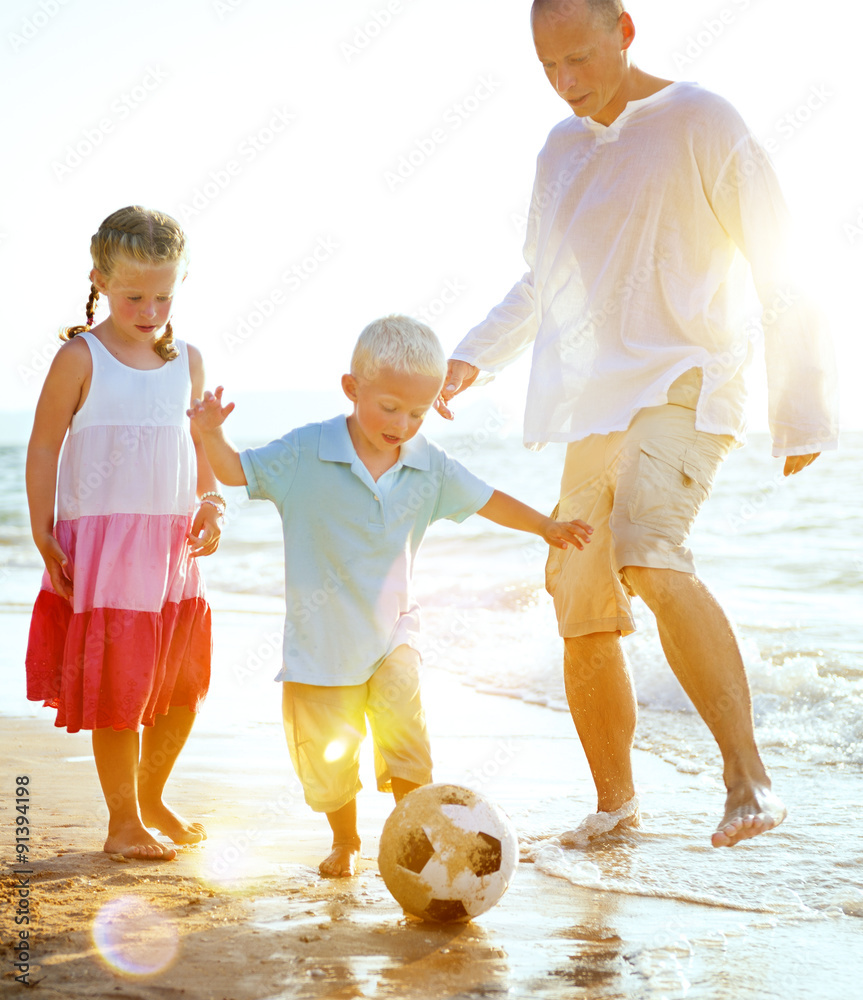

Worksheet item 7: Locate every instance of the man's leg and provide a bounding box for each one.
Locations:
[622,565,786,847]
[563,631,638,817]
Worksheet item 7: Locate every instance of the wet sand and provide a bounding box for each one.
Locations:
[2,607,860,999]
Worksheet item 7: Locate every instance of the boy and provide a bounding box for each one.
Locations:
[189,315,591,877]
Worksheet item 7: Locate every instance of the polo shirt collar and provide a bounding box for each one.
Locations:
[397,431,431,471]
[318,415,431,471]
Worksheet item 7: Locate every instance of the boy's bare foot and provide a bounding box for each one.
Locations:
[104,820,177,861]
[712,783,787,847]
[140,801,207,845]
[319,839,361,878]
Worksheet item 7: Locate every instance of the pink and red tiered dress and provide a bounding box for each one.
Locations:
[26,332,211,732]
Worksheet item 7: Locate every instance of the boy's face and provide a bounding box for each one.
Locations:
[342,366,444,458]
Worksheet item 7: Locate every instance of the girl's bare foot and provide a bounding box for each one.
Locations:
[319,839,361,878]
[140,800,207,845]
[104,820,177,861]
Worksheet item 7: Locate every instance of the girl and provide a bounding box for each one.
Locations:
[26,206,222,861]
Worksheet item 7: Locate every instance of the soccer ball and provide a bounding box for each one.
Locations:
[378,783,518,923]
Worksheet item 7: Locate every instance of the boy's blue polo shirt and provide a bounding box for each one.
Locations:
[239,415,494,686]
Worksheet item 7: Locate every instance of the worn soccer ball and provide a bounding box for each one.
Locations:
[378,783,519,923]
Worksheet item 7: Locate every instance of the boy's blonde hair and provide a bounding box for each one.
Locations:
[351,315,447,382]
[61,205,189,362]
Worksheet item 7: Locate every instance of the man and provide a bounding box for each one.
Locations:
[437,0,837,847]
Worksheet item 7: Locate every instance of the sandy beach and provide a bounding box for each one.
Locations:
[2,601,861,1000]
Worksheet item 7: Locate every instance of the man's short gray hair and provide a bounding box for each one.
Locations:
[531,0,625,31]
[351,314,447,382]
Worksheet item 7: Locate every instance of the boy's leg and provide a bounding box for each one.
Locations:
[391,778,420,801]
[366,645,433,799]
[92,727,176,860]
[138,706,207,845]
[281,681,366,877]
[323,799,362,877]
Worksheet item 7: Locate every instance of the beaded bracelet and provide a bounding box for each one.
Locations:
[198,499,225,516]
[200,490,227,508]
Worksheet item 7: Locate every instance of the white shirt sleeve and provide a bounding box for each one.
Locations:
[710,134,839,457]
[450,159,542,373]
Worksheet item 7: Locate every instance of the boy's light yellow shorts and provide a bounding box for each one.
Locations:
[546,370,735,638]
[281,644,432,813]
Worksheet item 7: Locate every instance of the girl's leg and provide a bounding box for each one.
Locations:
[92,727,176,860]
[137,706,206,845]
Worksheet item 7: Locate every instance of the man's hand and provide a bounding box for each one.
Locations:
[434,360,480,419]
[188,386,235,431]
[783,453,820,477]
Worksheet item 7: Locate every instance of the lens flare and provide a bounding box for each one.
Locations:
[323,739,347,762]
[92,895,179,977]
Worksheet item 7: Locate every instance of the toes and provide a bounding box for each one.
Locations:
[319,862,353,878]
[712,813,775,848]
[319,849,358,878]
[121,843,176,861]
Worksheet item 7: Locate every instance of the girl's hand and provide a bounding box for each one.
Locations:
[34,533,74,600]
[542,517,593,551]
[187,386,235,432]
[188,501,222,558]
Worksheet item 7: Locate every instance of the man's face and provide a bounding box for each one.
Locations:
[532,2,634,126]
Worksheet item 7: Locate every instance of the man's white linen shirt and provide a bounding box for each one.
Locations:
[451,82,837,457]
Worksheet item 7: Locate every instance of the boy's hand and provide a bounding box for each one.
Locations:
[478,490,593,548]
[542,517,593,551]
[187,386,235,431]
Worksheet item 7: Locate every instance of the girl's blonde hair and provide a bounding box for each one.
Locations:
[351,315,446,382]
[61,206,189,362]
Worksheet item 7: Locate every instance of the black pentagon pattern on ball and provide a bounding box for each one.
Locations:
[425,898,469,922]
[396,827,436,874]
[470,831,503,877]
[438,788,470,806]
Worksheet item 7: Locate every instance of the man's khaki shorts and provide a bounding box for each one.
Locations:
[281,644,433,813]
[546,370,735,638]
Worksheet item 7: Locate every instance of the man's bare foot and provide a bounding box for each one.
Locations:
[556,795,640,848]
[140,801,207,845]
[319,839,361,878]
[104,820,177,861]
[712,784,787,848]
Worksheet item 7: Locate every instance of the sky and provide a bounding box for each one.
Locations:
[2,0,861,437]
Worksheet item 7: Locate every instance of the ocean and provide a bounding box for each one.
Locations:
[2,407,862,937]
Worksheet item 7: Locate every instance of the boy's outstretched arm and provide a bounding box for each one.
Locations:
[477,490,592,550]
[187,386,247,487]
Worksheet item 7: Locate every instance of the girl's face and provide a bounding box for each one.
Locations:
[93,259,185,344]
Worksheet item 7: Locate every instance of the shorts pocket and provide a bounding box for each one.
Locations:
[627,442,709,545]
